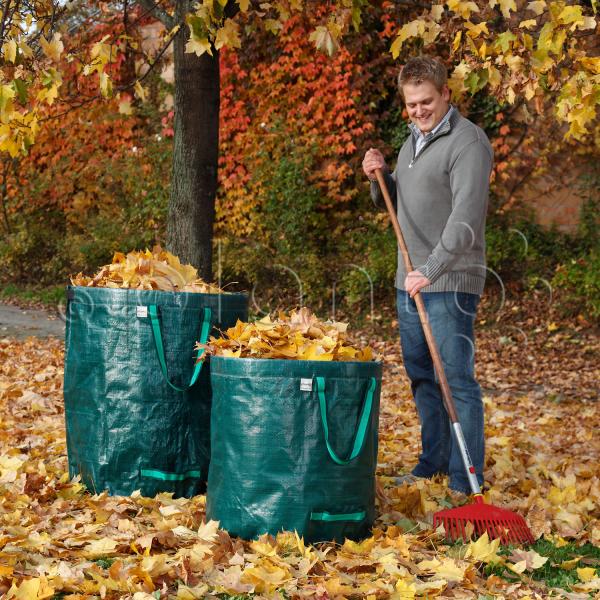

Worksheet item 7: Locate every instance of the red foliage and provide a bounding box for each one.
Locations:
[216,11,376,236]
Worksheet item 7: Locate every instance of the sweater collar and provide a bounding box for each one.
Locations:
[409,105,456,141]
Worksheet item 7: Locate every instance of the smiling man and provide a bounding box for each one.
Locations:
[362,57,493,496]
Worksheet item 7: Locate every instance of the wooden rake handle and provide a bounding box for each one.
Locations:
[374,168,459,424]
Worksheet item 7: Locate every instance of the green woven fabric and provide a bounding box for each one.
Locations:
[206,357,382,543]
[63,286,247,498]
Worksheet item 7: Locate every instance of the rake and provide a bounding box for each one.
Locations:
[374,167,534,545]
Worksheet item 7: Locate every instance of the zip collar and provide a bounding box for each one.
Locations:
[408,106,458,168]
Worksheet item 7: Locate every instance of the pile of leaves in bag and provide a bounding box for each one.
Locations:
[70,246,224,293]
[200,307,376,361]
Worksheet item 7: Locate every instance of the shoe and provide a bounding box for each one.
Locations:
[447,489,470,506]
[394,474,422,486]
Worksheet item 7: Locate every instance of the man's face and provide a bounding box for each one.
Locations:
[402,81,450,134]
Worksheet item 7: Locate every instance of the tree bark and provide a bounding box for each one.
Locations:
[165,1,219,281]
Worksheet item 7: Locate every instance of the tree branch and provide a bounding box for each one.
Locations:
[135,0,175,30]
[38,29,177,124]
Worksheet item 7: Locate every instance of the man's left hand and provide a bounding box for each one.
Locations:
[405,271,431,298]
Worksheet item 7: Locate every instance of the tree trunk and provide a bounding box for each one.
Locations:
[167,2,219,281]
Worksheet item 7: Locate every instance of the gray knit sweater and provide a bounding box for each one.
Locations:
[371,109,493,295]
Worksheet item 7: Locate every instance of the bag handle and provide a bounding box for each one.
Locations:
[148,305,212,392]
[315,376,376,466]
[140,468,202,481]
[310,510,366,522]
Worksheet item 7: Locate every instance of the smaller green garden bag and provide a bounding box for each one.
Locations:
[206,357,382,543]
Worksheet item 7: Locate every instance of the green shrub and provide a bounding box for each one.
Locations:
[552,249,600,319]
[0,133,170,286]
[551,188,600,320]
[217,143,330,312]
[485,213,578,285]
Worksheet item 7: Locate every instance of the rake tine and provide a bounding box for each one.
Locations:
[459,519,466,541]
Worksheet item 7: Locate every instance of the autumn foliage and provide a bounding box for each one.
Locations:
[0,0,598,318]
[217,11,375,237]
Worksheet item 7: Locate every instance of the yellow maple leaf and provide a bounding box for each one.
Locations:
[0,83,16,119]
[418,557,467,582]
[447,0,479,19]
[249,539,278,557]
[452,30,462,52]
[197,519,220,542]
[84,537,119,557]
[560,557,582,570]
[554,508,583,533]
[342,537,376,554]
[99,72,113,98]
[0,564,13,577]
[448,61,471,96]
[415,579,448,596]
[134,81,147,102]
[519,18,538,29]
[215,19,242,50]
[3,39,17,63]
[508,548,549,571]
[431,4,444,21]
[186,36,213,57]
[309,25,338,56]
[557,5,585,27]
[577,567,597,582]
[323,577,355,597]
[240,560,291,593]
[467,532,502,563]
[496,0,517,19]
[37,83,59,106]
[465,21,489,38]
[118,97,133,115]
[39,33,63,62]
[297,344,334,361]
[7,577,55,600]
[390,20,426,59]
[141,554,170,577]
[389,577,417,599]
[527,0,546,15]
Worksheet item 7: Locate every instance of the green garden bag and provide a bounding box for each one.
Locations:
[63,286,248,497]
[206,356,382,543]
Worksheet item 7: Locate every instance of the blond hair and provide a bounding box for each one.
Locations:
[398,57,448,96]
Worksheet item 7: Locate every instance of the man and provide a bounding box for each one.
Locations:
[362,57,493,495]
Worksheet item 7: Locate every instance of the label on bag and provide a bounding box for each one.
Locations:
[136,306,148,318]
[300,378,313,392]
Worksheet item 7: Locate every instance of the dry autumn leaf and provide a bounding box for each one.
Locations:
[508,548,549,572]
[70,245,225,293]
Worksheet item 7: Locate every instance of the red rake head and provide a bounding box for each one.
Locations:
[433,496,534,545]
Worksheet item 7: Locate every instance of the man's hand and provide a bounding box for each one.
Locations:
[405,270,431,298]
[362,148,386,181]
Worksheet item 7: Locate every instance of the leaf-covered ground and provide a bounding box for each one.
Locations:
[0,310,599,599]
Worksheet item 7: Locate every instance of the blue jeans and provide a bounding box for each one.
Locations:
[396,289,484,493]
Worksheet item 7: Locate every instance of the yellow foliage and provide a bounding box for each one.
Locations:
[203,307,376,361]
[70,246,225,293]
[39,33,63,62]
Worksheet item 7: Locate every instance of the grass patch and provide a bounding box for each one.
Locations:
[482,539,600,591]
[93,557,116,570]
[0,283,65,308]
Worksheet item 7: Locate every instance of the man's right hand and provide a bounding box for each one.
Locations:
[362,148,386,181]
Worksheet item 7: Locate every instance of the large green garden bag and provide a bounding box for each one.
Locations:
[206,357,382,543]
[63,286,248,498]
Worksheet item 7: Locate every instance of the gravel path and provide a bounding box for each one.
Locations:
[0,303,65,339]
